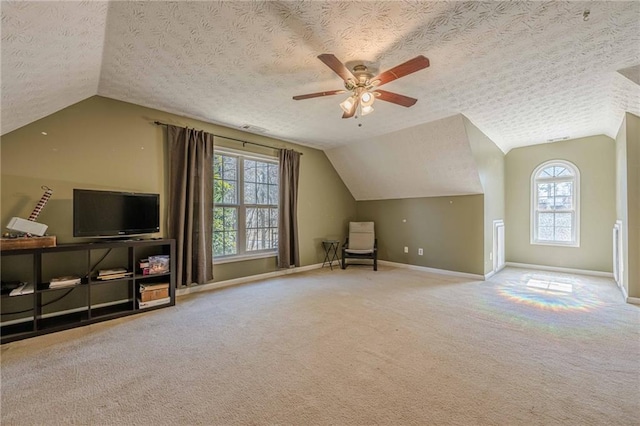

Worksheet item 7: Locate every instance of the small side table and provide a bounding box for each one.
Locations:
[322,240,340,270]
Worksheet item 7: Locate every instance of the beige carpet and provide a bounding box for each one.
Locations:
[1,266,638,425]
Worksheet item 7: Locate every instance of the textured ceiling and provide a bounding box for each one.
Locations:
[2,1,639,154]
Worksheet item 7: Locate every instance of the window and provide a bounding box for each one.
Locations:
[531,160,580,247]
[213,150,279,260]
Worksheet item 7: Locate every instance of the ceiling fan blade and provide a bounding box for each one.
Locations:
[342,101,357,119]
[371,55,430,87]
[293,90,345,100]
[375,90,418,107]
[318,54,356,82]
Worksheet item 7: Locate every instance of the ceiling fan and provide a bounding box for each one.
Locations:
[293,53,430,119]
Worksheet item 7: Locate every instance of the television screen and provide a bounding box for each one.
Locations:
[73,189,160,237]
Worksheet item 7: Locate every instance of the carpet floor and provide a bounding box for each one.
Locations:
[1,266,638,425]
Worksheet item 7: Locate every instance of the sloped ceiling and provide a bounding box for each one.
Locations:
[1,1,108,134]
[326,115,483,200]
[1,1,639,199]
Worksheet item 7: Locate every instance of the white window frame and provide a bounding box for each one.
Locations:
[214,147,279,263]
[530,159,580,247]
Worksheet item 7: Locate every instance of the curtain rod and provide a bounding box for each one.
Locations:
[153,121,302,155]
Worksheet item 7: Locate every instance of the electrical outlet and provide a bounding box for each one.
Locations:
[418,248,423,256]
[404,246,408,253]
[489,252,493,260]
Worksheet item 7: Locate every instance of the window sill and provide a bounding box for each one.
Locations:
[530,241,580,248]
[214,251,277,264]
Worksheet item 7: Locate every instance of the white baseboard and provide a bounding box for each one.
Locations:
[505,262,614,278]
[377,260,485,280]
[177,261,340,297]
[626,296,640,305]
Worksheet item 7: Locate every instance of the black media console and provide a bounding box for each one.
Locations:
[1,238,175,344]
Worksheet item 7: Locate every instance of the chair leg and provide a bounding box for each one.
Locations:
[374,255,377,271]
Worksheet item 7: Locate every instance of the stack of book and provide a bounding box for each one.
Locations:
[138,258,150,274]
[9,282,34,296]
[96,268,133,280]
[138,282,170,309]
[49,276,81,289]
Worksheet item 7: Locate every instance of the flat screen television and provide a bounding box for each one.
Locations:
[73,189,160,238]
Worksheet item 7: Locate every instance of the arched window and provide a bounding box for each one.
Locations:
[531,160,580,247]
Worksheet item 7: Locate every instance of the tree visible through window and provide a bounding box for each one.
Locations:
[214,151,278,258]
[531,160,580,246]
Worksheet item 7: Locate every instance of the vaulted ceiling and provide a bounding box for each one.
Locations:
[2,1,639,199]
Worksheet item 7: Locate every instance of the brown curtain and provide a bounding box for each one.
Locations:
[167,125,214,286]
[277,149,301,268]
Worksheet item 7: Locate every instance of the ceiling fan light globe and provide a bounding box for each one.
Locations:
[340,96,356,113]
[360,91,375,107]
[361,105,374,116]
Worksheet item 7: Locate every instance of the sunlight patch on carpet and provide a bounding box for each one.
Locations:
[497,273,602,312]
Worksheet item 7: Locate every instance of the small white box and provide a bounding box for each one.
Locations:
[6,217,48,236]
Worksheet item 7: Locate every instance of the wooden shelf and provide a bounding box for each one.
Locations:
[1,239,175,344]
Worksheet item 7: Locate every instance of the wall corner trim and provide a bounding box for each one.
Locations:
[377,260,485,280]
[505,262,614,278]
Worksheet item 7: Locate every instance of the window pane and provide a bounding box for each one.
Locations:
[268,185,278,205]
[555,166,572,177]
[256,183,268,204]
[213,179,224,204]
[214,155,223,178]
[537,183,554,210]
[556,182,572,196]
[269,208,278,227]
[538,183,552,198]
[225,231,237,255]
[538,226,554,240]
[245,182,256,204]
[246,206,277,252]
[245,160,256,182]
[223,180,237,204]
[213,232,225,256]
[223,156,237,180]
[256,163,268,183]
[540,167,554,178]
[214,155,238,205]
[246,207,258,228]
[538,213,554,227]
[268,164,278,184]
[538,197,553,211]
[257,208,267,227]
[555,213,572,227]
[213,207,224,232]
[556,227,572,242]
[224,207,237,230]
[213,207,238,256]
[553,196,572,210]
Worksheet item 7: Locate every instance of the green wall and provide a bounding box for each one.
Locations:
[505,135,616,272]
[356,195,485,275]
[464,117,505,275]
[615,112,640,298]
[1,96,356,284]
